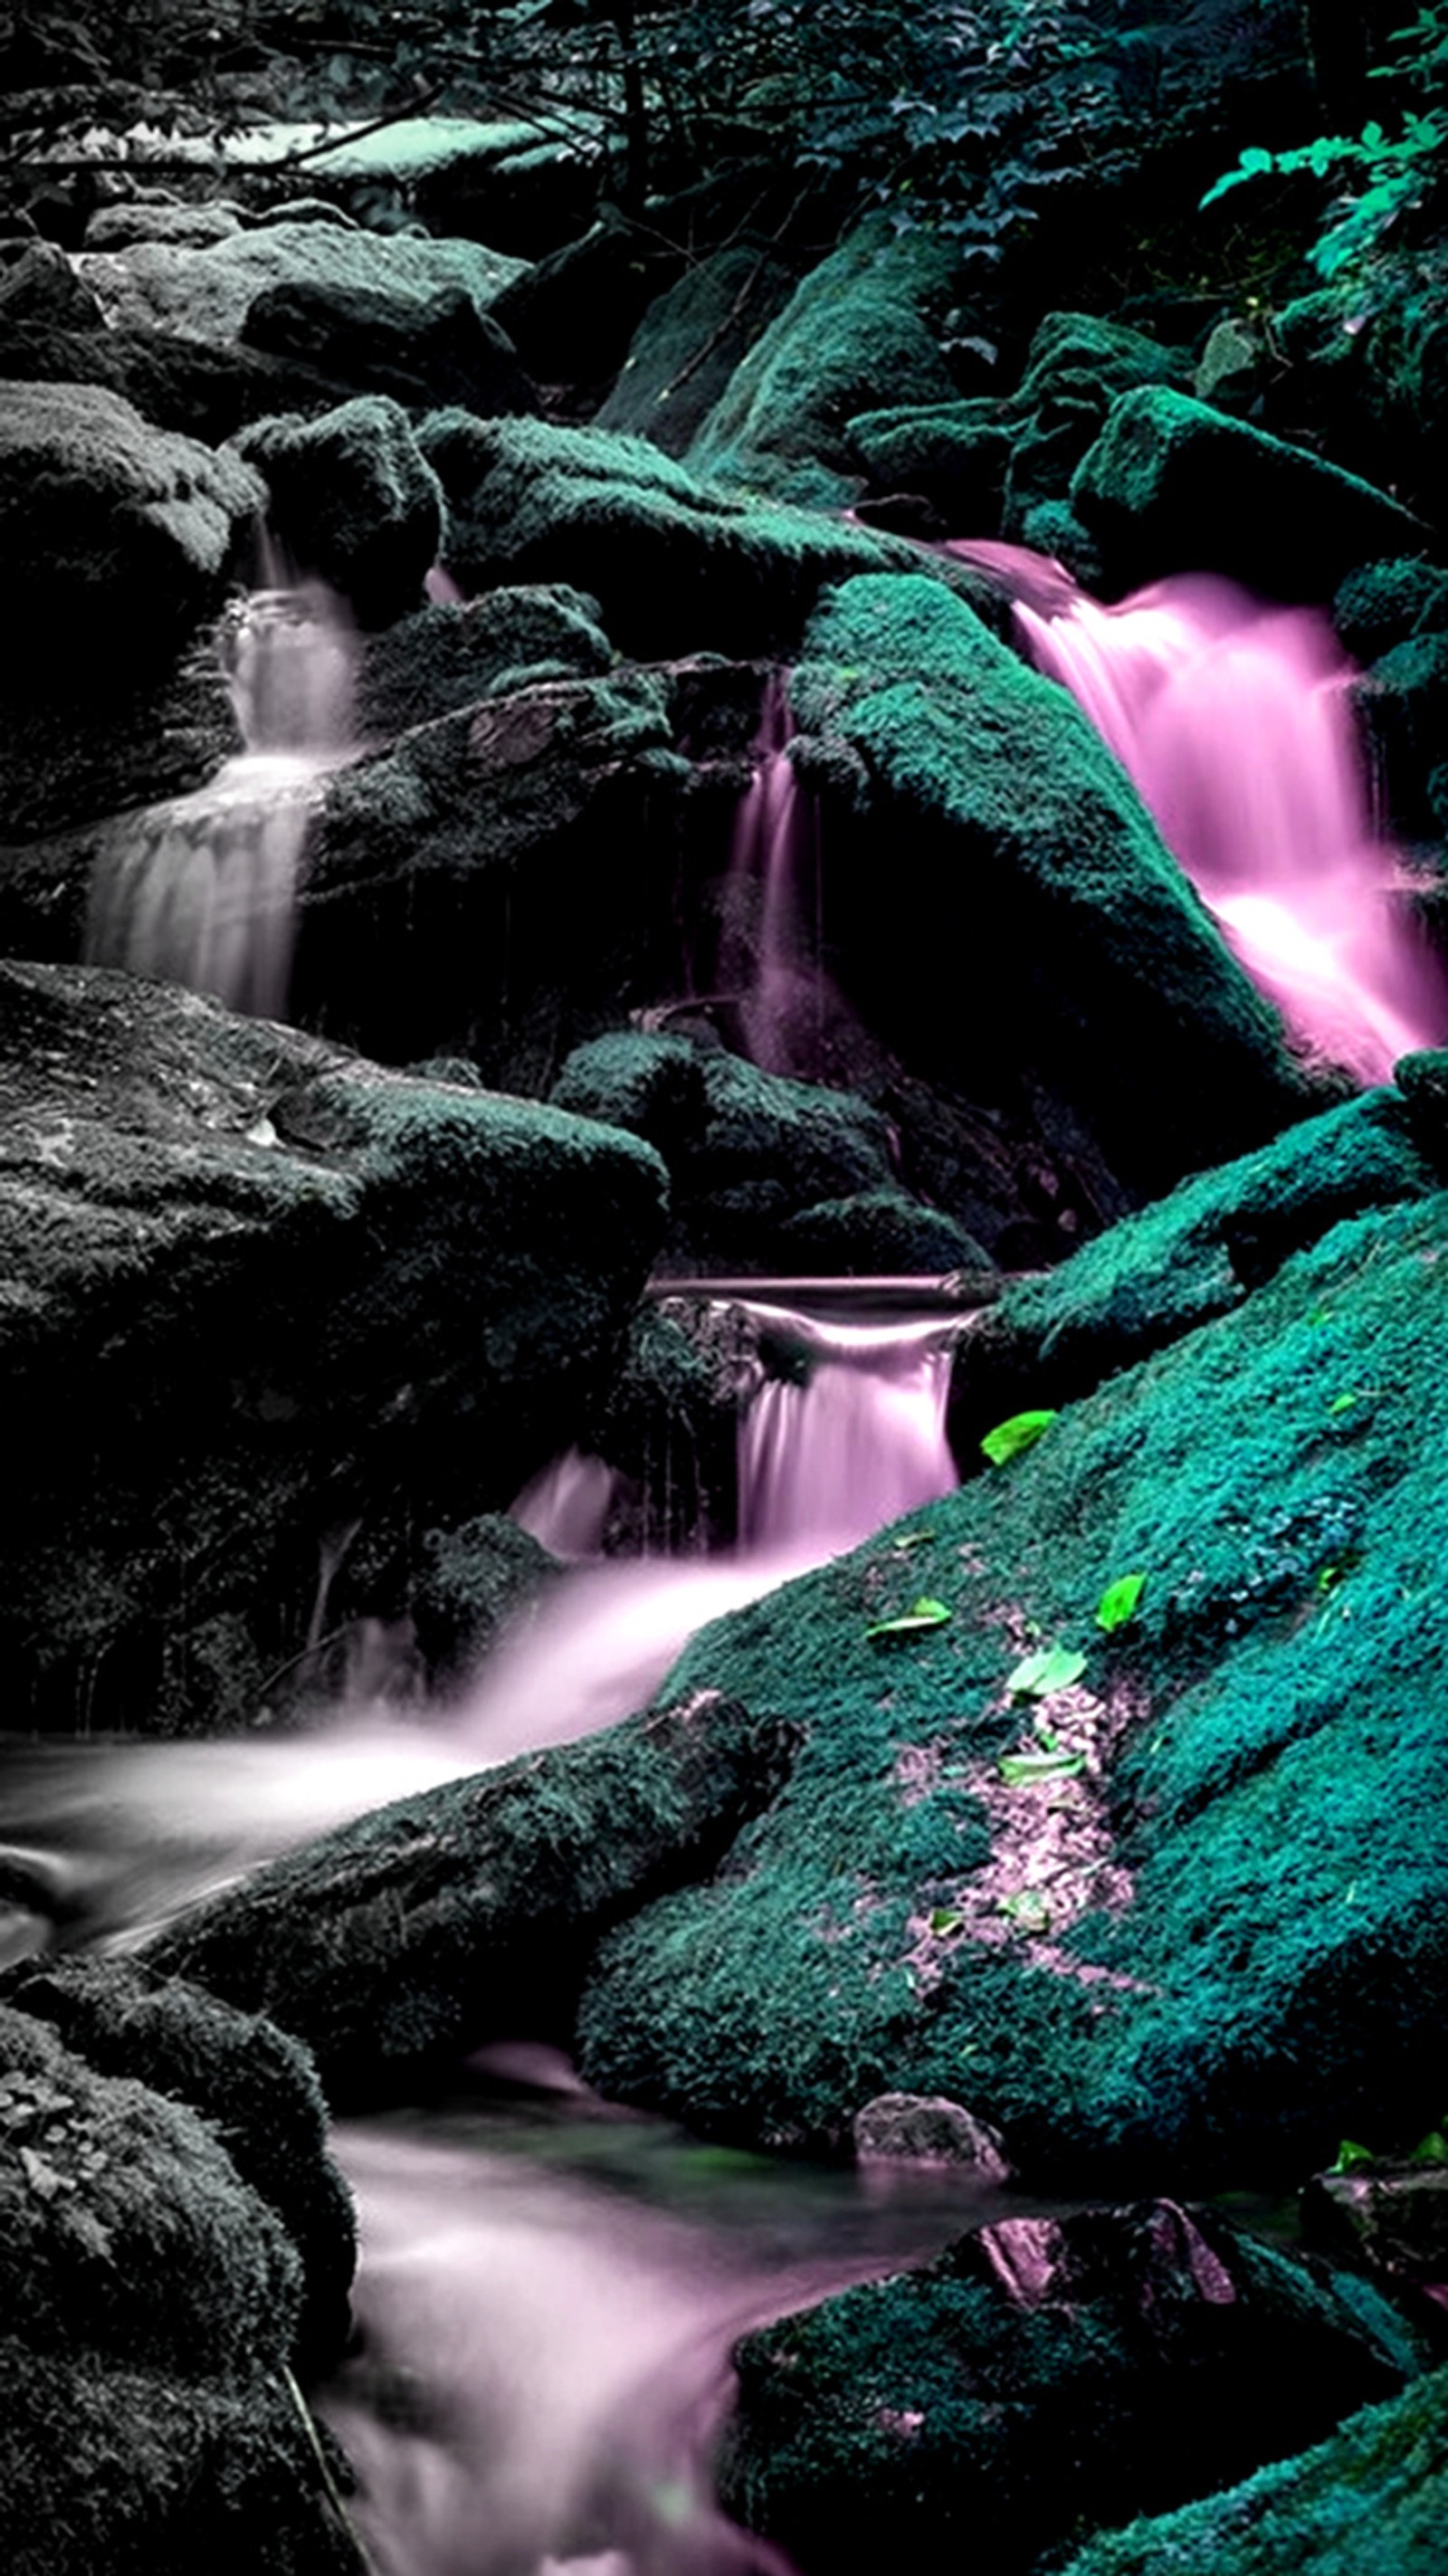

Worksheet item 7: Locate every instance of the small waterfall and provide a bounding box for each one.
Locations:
[736,1303,959,1553]
[948,541,1445,1084]
[85,546,355,1019]
[724,677,827,1077]
[510,1447,621,1559]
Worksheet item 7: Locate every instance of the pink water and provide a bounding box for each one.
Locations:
[947,541,1445,1084]
[726,678,830,1076]
[737,1305,959,1552]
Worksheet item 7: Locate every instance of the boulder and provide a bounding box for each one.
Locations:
[0,378,263,687]
[74,217,527,346]
[241,276,538,417]
[787,573,1319,1198]
[1070,386,1426,600]
[1002,310,1191,537]
[414,409,938,658]
[408,1512,560,1689]
[573,1163,1448,2181]
[687,220,962,508]
[0,1990,356,2575]
[0,961,667,1732]
[0,236,106,329]
[0,310,361,446]
[1303,2158,1448,2302]
[1354,626,1448,839]
[1054,2365,1448,2576]
[353,585,613,736]
[230,396,444,625]
[595,243,798,459]
[776,1189,991,1277]
[84,202,246,250]
[845,396,1013,531]
[1333,557,1448,664]
[719,2201,1424,2575]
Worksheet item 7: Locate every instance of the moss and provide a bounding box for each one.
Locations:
[845,396,1012,527]
[1055,2365,1448,2576]
[1070,385,1426,601]
[355,585,612,736]
[595,243,797,459]
[409,1510,559,1685]
[789,573,1318,1195]
[575,1173,1448,2182]
[230,394,443,626]
[686,221,960,507]
[1355,629,1448,839]
[1332,558,1448,664]
[776,1188,990,1275]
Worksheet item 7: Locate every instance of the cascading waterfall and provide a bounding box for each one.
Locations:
[735,1304,959,1554]
[723,677,827,1077]
[946,539,1447,1084]
[84,538,354,1018]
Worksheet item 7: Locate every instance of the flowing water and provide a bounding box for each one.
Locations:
[84,545,354,1018]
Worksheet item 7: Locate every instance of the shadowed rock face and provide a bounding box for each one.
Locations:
[0,961,667,1734]
[719,2198,1427,2576]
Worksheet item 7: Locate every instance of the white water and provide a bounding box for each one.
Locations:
[84,548,354,1018]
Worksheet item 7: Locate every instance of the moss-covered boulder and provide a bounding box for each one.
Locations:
[1355,627,1448,840]
[0,379,263,687]
[573,1149,1448,2182]
[353,584,614,736]
[414,409,932,657]
[1332,557,1448,665]
[230,396,444,625]
[788,573,1319,1197]
[845,396,1012,531]
[1054,2365,1448,2576]
[0,961,667,1732]
[719,2200,1424,2576]
[776,1188,990,1277]
[240,275,538,417]
[1071,386,1426,600]
[74,217,526,347]
[408,1511,560,1689]
[0,1994,355,2575]
[1002,310,1191,538]
[596,243,798,459]
[686,221,961,507]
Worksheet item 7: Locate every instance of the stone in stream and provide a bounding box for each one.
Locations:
[570,1104,1448,2186]
[718,2199,1428,2576]
[0,960,668,1735]
[72,216,527,349]
[229,396,446,627]
[0,1970,357,2576]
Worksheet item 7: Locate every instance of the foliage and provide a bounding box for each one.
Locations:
[1202,5,1448,279]
[981,1407,1057,1465]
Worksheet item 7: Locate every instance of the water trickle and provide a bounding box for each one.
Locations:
[724,679,827,1077]
[85,541,355,1020]
[736,1304,959,1553]
[948,542,1446,1084]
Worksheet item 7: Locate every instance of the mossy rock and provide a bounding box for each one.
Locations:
[845,396,1012,529]
[230,395,443,626]
[240,275,538,417]
[409,1511,559,1687]
[1071,386,1426,600]
[776,1188,990,1276]
[414,408,934,657]
[788,573,1319,1197]
[74,217,526,347]
[574,1167,1448,2182]
[687,219,961,507]
[720,2199,1424,2576]
[596,243,797,459]
[1001,310,1190,537]
[1055,2364,1448,2576]
[355,585,613,735]
[1354,629,1448,840]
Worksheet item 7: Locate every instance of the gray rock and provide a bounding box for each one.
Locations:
[230,395,444,625]
[853,2092,1011,2177]
[74,217,526,345]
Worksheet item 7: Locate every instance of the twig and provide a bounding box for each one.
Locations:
[655,182,812,403]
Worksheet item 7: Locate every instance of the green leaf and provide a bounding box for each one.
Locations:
[1095,1572,1147,1632]
[864,1596,952,1639]
[999,1888,1051,1932]
[1005,1645,1087,1700]
[980,1409,1057,1467]
[1408,2130,1448,2166]
[891,1528,935,1551]
[1330,2137,1377,2173]
[997,1750,1087,1787]
[929,1907,965,1936]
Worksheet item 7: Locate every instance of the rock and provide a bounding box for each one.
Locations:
[489,205,673,387]
[573,1165,1448,2180]
[596,243,798,459]
[241,276,538,416]
[0,310,358,445]
[1303,2161,1448,2301]
[719,2200,1425,2576]
[1354,627,1448,839]
[139,1689,797,2103]
[1333,557,1448,663]
[853,2093,1010,2176]
[0,378,263,687]
[230,396,444,625]
[0,961,667,1732]
[847,396,1012,530]
[0,1997,356,2574]
[0,236,106,328]
[73,216,524,346]
[787,573,1319,1199]
[1053,2365,1448,2576]
[414,409,933,658]
[1070,385,1426,600]
[776,1189,991,1277]
[409,1512,559,1688]
[0,631,242,844]
[84,201,246,249]
[353,585,613,736]
[948,1086,1436,1453]
[1002,310,1191,536]
[687,220,961,508]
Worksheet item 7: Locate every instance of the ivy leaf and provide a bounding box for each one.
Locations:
[928,1907,965,1936]
[980,1409,1057,1467]
[1408,2130,1448,2167]
[1005,1645,1087,1700]
[999,1888,1051,1932]
[1330,2138,1377,2174]
[865,1596,952,1639]
[1095,1572,1147,1633]
[997,1750,1086,1787]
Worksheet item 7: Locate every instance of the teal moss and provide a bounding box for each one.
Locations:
[776,1188,991,1276]
[1332,558,1448,665]
[686,221,961,508]
[789,573,1318,1193]
[595,244,798,459]
[575,1174,1448,2180]
[354,584,614,737]
[845,397,1012,528]
[1055,2364,1448,2576]
[414,408,942,658]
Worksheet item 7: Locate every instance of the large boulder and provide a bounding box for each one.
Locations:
[687,220,961,508]
[572,1134,1448,2182]
[0,1979,356,2576]
[719,2199,1424,2575]
[787,573,1320,1198]
[0,962,667,1732]
[595,243,798,459]
[230,396,445,625]
[240,275,538,417]
[0,378,263,686]
[414,410,943,657]
[73,217,526,347]
[1070,386,1426,600]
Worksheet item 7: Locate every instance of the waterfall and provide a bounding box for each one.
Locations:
[947,540,1446,1085]
[736,1304,959,1553]
[724,677,828,1078]
[84,544,354,1019]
